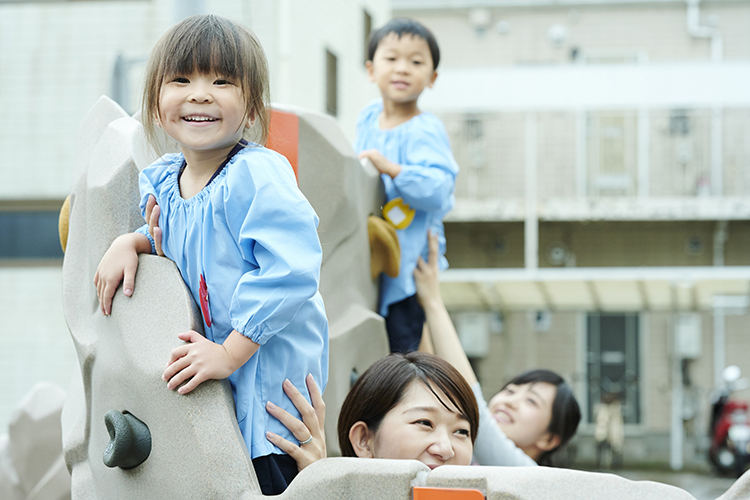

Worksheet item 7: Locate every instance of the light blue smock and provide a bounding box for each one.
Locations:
[354,98,459,317]
[135,145,329,459]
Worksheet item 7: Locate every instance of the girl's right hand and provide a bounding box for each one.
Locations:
[93,233,144,315]
[265,374,326,471]
[145,195,164,256]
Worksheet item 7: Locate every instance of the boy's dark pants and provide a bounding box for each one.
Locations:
[385,294,425,353]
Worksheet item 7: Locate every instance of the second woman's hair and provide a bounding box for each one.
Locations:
[503,369,581,466]
[337,352,479,457]
[141,14,270,153]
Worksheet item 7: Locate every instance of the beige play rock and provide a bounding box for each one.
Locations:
[0,382,70,500]
[56,95,749,499]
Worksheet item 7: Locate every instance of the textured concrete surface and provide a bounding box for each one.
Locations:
[0,383,70,500]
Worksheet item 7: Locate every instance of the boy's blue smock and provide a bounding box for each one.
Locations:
[135,146,329,460]
[354,98,459,317]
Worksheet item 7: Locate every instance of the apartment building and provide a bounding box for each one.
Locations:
[394,0,750,467]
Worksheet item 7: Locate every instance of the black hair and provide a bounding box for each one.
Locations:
[337,352,478,457]
[503,369,581,466]
[367,18,440,70]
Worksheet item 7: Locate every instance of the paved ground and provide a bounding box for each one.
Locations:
[601,469,737,500]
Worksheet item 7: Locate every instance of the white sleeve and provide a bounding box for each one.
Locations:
[472,383,539,467]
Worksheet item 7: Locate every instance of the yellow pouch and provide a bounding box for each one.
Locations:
[382,197,415,230]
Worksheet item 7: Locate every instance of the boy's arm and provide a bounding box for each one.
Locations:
[162,329,260,394]
[364,120,459,212]
[93,232,153,316]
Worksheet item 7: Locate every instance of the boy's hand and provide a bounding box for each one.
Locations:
[93,233,149,315]
[163,330,259,395]
[359,149,402,179]
[145,195,164,256]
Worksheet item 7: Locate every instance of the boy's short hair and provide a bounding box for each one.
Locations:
[367,18,440,70]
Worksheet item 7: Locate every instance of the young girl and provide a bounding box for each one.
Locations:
[94,14,328,494]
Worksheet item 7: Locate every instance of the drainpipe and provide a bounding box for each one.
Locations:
[687,0,724,196]
[686,0,722,62]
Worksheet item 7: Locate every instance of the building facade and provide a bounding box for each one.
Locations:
[394,0,750,467]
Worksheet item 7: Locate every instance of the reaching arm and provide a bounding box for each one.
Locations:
[414,231,477,386]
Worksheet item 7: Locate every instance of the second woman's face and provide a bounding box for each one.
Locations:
[487,382,557,455]
[364,380,473,468]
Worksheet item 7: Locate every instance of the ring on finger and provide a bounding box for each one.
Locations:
[299,435,313,446]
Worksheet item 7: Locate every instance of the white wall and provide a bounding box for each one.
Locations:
[0,267,76,431]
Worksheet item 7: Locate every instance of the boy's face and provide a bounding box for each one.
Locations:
[367,33,437,106]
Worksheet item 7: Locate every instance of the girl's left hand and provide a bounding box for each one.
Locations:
[145,194,164,256]
[265,374,326,471]
[162,331,234,394]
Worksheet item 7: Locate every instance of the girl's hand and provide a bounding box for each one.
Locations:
[414,231,441,308]
[162,331,235,394]
[145,195,164,256]
[359,149,402,179]
[265,374,326,471]
[93,233,149,315]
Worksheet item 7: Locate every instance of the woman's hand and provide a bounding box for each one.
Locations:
[414,230,442,308]
[265,374,326,471]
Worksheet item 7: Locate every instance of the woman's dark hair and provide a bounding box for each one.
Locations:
[503,369,581,466]
[367,18,440,70]
[337,352,478,457]
[142,14,270,153]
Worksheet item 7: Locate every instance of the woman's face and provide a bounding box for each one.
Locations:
[354,380,473,468]
[487,382,557,457]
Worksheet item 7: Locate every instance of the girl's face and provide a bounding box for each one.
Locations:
[156,71,250,159]
[487,382,559,459]
[350,380,473,468]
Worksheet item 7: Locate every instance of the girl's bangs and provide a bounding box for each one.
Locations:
[163,27,245,82]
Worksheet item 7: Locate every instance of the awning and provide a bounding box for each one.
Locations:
[440,266,750,311]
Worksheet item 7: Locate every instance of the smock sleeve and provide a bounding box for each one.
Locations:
[135,155,179,255]
[222,149,322,345]
[472,383,538,467]
[392,117,458,212]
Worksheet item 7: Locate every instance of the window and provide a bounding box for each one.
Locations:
[586,313,641,424]
[325,49,338,117]
[363,10,373,64]
[0,209,64,260]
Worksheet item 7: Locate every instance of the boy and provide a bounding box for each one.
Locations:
[356,18,458,353]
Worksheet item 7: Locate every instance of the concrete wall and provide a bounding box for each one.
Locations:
[0,268,76,431]
[445,221,750,269]
[396,1,750,66]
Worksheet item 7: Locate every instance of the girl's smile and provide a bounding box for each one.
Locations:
[488,382,558,458]
[157,72,250,162]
